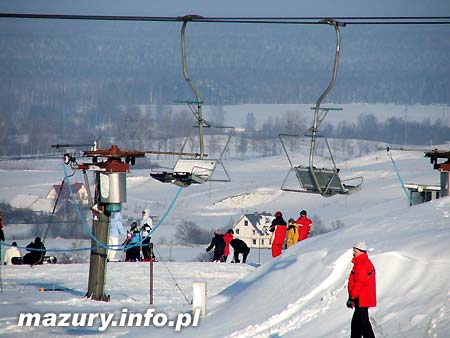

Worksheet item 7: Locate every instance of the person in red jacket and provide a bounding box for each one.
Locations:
[269,211,287,258]
[296,210,312,241]
[222,229,234,262]
[347,240,376,338]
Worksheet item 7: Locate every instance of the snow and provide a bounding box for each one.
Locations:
[1,126,450,337]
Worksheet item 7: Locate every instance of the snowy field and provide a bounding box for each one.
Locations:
[1,133,450,337]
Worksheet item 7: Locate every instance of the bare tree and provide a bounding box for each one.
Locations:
[175,220,211,245]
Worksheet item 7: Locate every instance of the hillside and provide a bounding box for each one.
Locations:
[0,145,449,337]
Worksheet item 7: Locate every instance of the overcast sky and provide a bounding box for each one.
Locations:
[0,0,449,17]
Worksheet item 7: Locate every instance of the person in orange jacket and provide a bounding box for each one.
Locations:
[269,211,287,258]
[296,210,312,241]
[347,240,376,338]
[222,229,234,262]
[285,218,299,249]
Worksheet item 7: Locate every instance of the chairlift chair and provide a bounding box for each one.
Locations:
[150,16,233,187]
[279,19,363,197]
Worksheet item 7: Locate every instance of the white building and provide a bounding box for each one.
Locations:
[232,212,273,248]
[46,182,89,206]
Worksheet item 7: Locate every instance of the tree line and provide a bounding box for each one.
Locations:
[1,103,449,159]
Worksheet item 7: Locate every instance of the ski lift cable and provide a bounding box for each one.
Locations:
[41,174,73,243]
[1,13,450,25]
[62,163,183,251]
[386,148,414,206]
[62,164,110,251]
[3,168,182,254]
[70,163,182,250]
[152,245,192,305]
[134,186,183,246]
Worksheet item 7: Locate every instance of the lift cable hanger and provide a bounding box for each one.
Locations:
[386,146,450,171]
[280,19,363,197]
[1,13,450,25]
[150,15,234,187]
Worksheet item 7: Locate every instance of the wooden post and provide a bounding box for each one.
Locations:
[86,210,110,301]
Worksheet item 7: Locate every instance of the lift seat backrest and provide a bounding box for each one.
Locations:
[173,159,218,179]
[295,166,345,194]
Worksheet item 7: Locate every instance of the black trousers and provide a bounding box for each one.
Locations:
[351,306,375,338]
[233,247,250,263]
[142,237,151,259]
[212,251,223,262]
[126,246,141,261]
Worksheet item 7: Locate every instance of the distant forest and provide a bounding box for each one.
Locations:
[0,20,449,156]
[1,103,449,159]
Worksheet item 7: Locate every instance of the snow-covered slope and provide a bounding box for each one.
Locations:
[1,143,449,338]
[173,196,450,338]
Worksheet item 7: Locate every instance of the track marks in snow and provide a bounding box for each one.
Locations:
[226,250,352,338]
[210,188,283,209]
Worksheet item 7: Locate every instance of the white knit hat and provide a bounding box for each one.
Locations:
[353,240,367,252]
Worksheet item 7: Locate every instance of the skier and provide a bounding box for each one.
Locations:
[140,209,154,261]
[3,241,21,265]
[230,238,250,263]
[22,237,46,265]
[222,229,234,262]
[286,218,299,249]
[269,211,287,258]
[124,222,141,262]
[108,211,126,262]
[0,211,5,242]
[347,240,376,338]
[296,210,313,241]
[206,229,226,262]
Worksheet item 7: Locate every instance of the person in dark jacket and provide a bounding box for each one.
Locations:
[22,237,46,265]
[206,230,226,262]
[230,238,250,263]
[0,212,5,242]
[347,240,376,338]
[124,222,141,262]
[269,211,287,258]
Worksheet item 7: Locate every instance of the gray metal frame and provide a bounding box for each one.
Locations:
[279,19,363,197]
[150,16,234,187]
[279,134,363,196]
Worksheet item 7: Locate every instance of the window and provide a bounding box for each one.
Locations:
[236,229,240,235]
[261,239,264,245]
[244,220,248,226]
[252,239,256,245]
[252,230,256,235]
